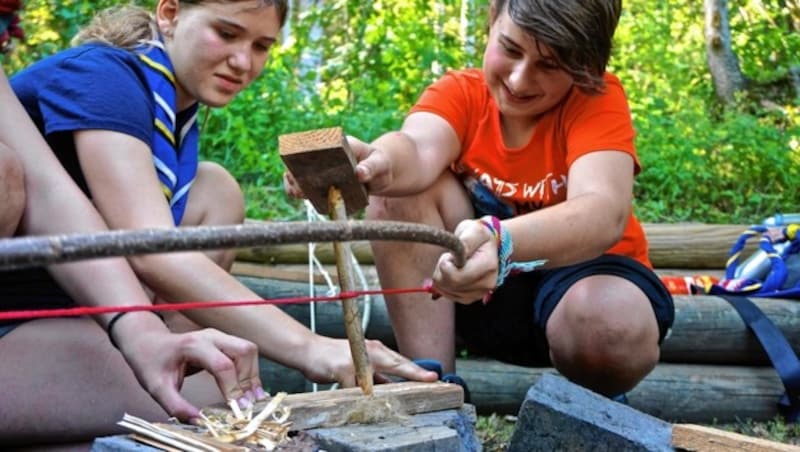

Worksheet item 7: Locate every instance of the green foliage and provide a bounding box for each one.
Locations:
[475,413,515,452]
[6,0,800,223]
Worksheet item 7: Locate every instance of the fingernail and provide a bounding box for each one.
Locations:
[254,387,267,400]
[237,396,252,409]
[423,279,441,299]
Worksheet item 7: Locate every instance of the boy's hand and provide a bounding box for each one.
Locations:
[432,219,499,303]
[348,136,394,194]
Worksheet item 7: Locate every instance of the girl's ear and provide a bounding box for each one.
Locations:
[156,0,180,36]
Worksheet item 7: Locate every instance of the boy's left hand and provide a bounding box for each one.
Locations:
[432,219,499,303]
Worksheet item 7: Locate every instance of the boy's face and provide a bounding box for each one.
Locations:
[160,0,281,110]
[483,9,574,123]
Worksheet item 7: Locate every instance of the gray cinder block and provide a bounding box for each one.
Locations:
[508,373,673,452]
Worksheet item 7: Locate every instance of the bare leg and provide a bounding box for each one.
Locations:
[164,161,245,332]
[0,143,25,237]
[366,172,472,374]
[0,317,223,445]
[180,161,245,269]
[546,275,661,395]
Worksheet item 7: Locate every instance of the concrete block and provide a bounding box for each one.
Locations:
[91,436,161,452]
[307,405,481,452]
[508,373,673,452]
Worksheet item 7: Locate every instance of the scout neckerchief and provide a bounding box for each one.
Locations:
[136,38,198,225]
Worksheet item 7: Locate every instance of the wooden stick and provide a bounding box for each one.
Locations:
[328,186,374,395]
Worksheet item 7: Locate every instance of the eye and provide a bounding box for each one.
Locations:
[253,42,272,52]
[217,28,236,40]
[537,59,560,71]
[501,43,521,57]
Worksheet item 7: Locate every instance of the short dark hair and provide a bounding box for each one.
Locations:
[492,0,622,94]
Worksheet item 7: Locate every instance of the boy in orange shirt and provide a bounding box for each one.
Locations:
[287,0,674,397]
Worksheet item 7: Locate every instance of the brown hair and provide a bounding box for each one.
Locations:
[72,0,288,49]
[492,0,622,94]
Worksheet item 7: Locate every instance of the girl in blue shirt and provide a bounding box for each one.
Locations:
[3,0,436,444]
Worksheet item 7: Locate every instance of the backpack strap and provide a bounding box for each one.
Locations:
[720,295,800,421]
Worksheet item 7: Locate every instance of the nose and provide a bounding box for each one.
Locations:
[228,45,252,73]
[507,61,531,94]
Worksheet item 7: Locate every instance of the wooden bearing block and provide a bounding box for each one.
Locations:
[278,127,368,216]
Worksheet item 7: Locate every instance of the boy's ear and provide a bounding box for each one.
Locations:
[489,1,498,23]
[156,0,180,35]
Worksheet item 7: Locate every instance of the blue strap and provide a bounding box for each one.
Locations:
[720,295,800,421]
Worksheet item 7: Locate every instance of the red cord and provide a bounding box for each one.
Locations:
[0,286,433,321]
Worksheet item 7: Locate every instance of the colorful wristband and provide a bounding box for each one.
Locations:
[477,215,547,303]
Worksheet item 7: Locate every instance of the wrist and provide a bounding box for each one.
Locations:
[107,310,167,349]
[476,215,547,302]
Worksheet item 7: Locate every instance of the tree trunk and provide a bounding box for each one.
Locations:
[704,0,747,103]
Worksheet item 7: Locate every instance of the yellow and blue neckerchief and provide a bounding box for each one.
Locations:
[136,39,198,225]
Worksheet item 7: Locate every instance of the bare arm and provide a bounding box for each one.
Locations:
[74,129,437,385]
[506,150,634,266]
[0,69,261,419]
[433,150,635,303]
[349,112,462,196]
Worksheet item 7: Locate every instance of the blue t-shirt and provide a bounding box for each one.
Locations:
[11,43,197,215]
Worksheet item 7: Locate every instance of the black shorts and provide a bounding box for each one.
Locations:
[454,254,674,366]
[0,267,73,338]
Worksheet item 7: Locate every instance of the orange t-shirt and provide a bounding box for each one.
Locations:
[409,69,651,267]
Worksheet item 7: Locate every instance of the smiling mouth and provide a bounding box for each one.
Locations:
[502,83,535,102]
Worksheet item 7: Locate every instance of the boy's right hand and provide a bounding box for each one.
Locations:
[347,135,394,194]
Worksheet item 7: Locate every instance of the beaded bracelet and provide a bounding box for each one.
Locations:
[477,215,547,303]
[107,310,166,349]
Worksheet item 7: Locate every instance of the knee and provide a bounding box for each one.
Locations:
[194,162,245,224]
[0,144,25,236]
[546,283,659,392]
[366,195,419,222]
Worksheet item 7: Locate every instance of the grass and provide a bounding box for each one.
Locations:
[474,414,800,449]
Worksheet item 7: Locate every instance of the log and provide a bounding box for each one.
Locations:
[236,222,758,269]
[240,274,800,366]
[257,359,786,424]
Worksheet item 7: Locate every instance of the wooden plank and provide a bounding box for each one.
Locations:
[278,127,368,216]
[672,424,800,451]
[207,381,464,431]
[236,222,759,269]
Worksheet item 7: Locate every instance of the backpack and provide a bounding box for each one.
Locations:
[705,222,800,421]
[709,224,800,299]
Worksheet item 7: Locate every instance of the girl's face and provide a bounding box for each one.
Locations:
[158,0,281,110]
[482,8,574,124]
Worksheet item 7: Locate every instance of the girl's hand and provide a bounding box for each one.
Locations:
[432,219,499,303]
[283,170,305,199]
[302,336,438,387]
[116,319,264,421]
